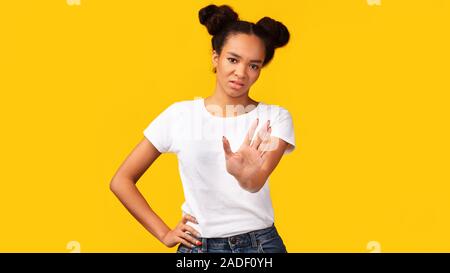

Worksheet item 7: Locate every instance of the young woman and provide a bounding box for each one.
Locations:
[110,4,295,253]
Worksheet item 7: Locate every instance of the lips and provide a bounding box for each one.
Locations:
[230,80,244,86]
[229,80,245,90]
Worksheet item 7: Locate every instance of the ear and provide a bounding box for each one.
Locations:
[212,50,219,68]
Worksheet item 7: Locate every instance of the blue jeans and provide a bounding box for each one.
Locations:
[176,224,287,253]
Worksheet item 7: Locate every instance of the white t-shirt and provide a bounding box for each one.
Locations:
[143,97,295,238]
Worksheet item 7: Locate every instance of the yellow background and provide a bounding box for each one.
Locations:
[1,0,449,252]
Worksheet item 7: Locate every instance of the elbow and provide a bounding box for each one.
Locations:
[109,176,125,193]
[109,178,119,193]
[110,176,136,193]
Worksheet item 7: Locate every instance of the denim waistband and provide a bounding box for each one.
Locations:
[199,224,277,252]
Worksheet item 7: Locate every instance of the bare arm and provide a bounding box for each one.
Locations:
[110,137,201,248]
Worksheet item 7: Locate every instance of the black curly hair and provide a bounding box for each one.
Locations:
[199,4,290,70]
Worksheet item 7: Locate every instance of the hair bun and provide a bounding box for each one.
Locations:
[199,4,239,35]
[256,17,290,48]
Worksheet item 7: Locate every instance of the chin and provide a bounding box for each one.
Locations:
[226,88,248,98]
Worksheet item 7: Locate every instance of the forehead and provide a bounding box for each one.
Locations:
[222,33,265,60]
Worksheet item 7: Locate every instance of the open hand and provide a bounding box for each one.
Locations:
[222,119,272,181]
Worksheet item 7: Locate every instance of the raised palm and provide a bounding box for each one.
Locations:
[222,119,272,181]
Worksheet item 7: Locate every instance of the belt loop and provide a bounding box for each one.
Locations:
[201,237,207,253]
[250,231,257,248]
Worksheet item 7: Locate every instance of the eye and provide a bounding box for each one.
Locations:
[227,57,238,64]
[250,64,259,70]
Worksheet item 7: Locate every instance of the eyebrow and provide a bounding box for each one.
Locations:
[227,52,263,64]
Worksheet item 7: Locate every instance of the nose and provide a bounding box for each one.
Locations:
[234,63,247,79]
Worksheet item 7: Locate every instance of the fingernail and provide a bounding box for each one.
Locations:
[196,241,202,246]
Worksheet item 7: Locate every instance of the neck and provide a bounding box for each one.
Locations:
[204,83,258,117]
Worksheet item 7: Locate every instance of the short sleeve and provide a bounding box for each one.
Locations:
[270,107,296,154]
[143,103,177,153]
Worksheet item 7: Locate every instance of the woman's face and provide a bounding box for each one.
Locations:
[212,33,266,98]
